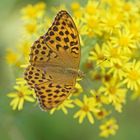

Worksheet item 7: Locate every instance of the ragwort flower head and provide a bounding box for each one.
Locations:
[100,79,127,112]
[7,79,35,110]
[100,118,119,138]
[74,95,98,124]
[21,2,46,19]
[123,60,140,90]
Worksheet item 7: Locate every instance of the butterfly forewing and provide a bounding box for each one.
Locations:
[24,65,46,88]
[29,36,61,67]
[24,10,80,111]
[44,10,80,69]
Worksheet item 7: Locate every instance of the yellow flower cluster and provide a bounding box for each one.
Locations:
[6,0,140,138]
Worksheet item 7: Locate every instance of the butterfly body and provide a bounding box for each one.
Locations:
[24,10,81,111]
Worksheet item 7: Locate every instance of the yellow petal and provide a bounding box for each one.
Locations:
[12,98,19,110]
[65,103,74,108]
[74,110,81,118]
[79,112,86,123]
[7,93,17,98]
[74,99,83,107]
[50,108,56,115]
[87,112,94,124]
[10,97,18,106]
[25,95,35,102]
[18,98,24,110]
[62,107,68,114]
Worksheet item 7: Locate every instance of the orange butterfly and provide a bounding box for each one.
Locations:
[24,10,82,111]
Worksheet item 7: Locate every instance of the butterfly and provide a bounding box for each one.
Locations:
[24,10,83,111]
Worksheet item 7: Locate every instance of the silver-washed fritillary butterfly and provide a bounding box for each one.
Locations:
[24,10,83,111]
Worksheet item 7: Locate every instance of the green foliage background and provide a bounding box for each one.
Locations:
[0,0,140,140]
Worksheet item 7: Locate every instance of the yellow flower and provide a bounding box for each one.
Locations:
[85,0,99,15]
[127,21,140,43]
[24,22,37,34]
[120,1,138,16]
[94,108,110,120]
[72,9,84,19]
[123,60,140,90]
[7,79,35,110]
[108,61,127,80]
[73,18,87,46]
[84,15,102,36]
[35,2,46,11]
[131,88,140,100]
[18,41,31,57]
[104,42,129,65]
[99,118,119,138]
[74,95,98,124]
[89,43,108,67]
[71,2,84,20]
[16,78,27,85]
[72,82,83,96]
[102,0,122,13]
[111,29,136,53]
[100,79,127,112]
[129,47,140,60]
[71,2,80,11]
[21,2,46,19]
[101,13,121,33]
[90,71,102,81]
[6,49,19,65]
[90,90,109,106]
[50,98,74,115]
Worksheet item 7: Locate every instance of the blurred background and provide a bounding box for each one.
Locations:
[0,0,140,140]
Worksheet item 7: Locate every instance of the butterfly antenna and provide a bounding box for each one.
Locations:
[94,57,108,70]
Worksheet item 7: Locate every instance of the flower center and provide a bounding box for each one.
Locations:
[123,3,131,11]
[119,36,129,47]
[107,125,113,130]
[104,74,111,82]
[114,63,122,69]
[97,110,104,117]
[98,53,105,60]
[87,18,98,28]
[25,23,37,34]
[95,95,101,102]
[82,105,89,112]
[26,6,36,17]
[110,47,119,58]
[107,18,117,28]
[108,86,116,94]
[128,70,139,81]
[86,5,96,14]
[71,2,80,11]
[18,92,24,98]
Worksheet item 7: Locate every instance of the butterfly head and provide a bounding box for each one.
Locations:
[78,70,85,78]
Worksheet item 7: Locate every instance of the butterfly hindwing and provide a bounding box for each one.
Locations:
[25,64,77,110]
[35,81,73,110]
